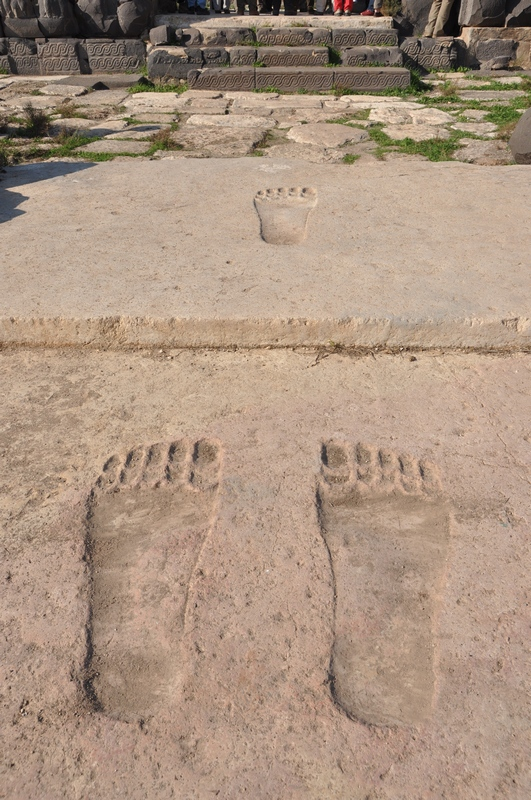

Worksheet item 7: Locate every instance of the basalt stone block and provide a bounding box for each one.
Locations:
[255,67,334,92]
[37,0,79,37]
[37,38,81,74]
[175,27,202,46]
[366,28,398,46]
[506,0,531,27]
[508,106,531,164]
[332,28,366,48]
[197,27,255,46]
[257,46,328,68]
[256,27,313,47]
[202,46,229,66]
[187,66,255,91]
[475,38,517,68]
[117,0,152,38]
[74,0,121,37]
[85,39,146,72]
[147,45,201,80]
[401,36,456,70]
[229,45,256,66]
[458,0,505,26]
[0,37,7,54]
[341,46,403,67]
[309,28,332,46]
[150,24,174,46]
[333,67,410,92]
[400,0,432,35]
[0,54,9,72]
[1,14,41,39]
[7,37,40,74]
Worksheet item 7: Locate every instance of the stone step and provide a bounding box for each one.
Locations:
[155,13,394,29]
[186,65,410,92]
[150,24,398,48]
[147,44,406,78]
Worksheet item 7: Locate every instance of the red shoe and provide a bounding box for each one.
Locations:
[360,8,374,14]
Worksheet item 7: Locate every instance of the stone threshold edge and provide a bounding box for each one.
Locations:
[1,316,530,350]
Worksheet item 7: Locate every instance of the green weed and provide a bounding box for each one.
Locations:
[342,153,360,164]
[128,79,188,94]
[19,103,50,138]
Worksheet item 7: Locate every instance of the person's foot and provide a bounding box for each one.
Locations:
[222,5,231,9]
[344,8,351,13]
[360,8,374,14]
[187,5,196,11]
[334,8,343,14]
[196,5,210,12]
[374,9,383,14]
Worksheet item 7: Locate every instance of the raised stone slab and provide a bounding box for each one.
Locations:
[1,158,529,350]
[0,37,147,75]
[148,46,202,80]
[400,37,457,71]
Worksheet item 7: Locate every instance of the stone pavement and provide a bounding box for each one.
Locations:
[1,348,530,799]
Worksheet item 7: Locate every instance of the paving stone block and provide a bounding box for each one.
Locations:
[37,39,82,75]
[256,27,314,46]
[196,27,255,46]
[257,46,329,68]
[149,25,175,46]
[366,28,399,46]
[341,46,403,66]
[475,39,517,69]
[333,67,410,92]
[187,67,256,91]
[332,29,366,48]
[229,46,257,66]
[148,46,202,80]
[202,47,229,66]
[255,67,334,92]
[7,38,40,76]
[76,139,152,154]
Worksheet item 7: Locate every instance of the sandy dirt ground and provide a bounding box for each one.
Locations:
[1,347,530,799]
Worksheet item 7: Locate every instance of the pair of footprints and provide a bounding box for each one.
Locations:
[85,438,450,728]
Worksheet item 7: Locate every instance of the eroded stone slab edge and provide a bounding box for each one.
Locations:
[1,316,530,350]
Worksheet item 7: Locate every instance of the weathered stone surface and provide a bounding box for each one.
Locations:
[457,89,525,101]
[474,38,517,69]
[509,107,531,164]
[369,104,453,125]
[0,0,41,38]
[196,27,255,46]
[85,39,146,73]
[37,0,80,37]
[187,67,255,92]
[5,37,39,75]
[400,37,457,71]
[105,124,164,139]
[171,124,266,156]
[149,24,174,46]
[183,97,229,114]
[256,67,333,92]
[332,28,366,48]
[308,28,332,46]
[454,137,514,164]
[287,121,368,147]
[76,138,152,154]
[506,0,531,27]
[185,113,274,128]
[116,0,151,38]
[228,46,256,66]
[400,0,432,36]
[74,0,121,37]
[123,91,187,112]
[459,26,531,69]
[365,27,398,46]
[41,82,87,95]
[37,39,81,74]
[458,0,505,26]
[174,27,202,47]
[202,47,229,67]
[451,121,497,136]
[256,27,314,46]
[333,67,410,92]
[148,46,201,80]
[341,46,403,66]
[257,46,329,68]
[382,123,451,141]
[48,116,94,135]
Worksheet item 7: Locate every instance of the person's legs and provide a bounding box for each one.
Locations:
[333,0,343,13]
[423,0,443,36]
[433,0,455,35]
[343,0,353,13]
[314,0,326,11]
